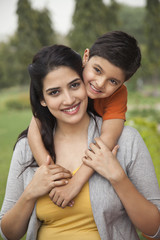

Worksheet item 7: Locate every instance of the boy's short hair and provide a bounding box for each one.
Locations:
[89,31,141,81]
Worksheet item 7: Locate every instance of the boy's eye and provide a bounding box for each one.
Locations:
[94,67,101,74]
[110,79,118,85]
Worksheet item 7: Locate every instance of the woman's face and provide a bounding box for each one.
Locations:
[41,66,88,125]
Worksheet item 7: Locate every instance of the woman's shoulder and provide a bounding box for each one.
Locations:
[122,125,140,136]
[119,125,143,147]
[13,137,33,165]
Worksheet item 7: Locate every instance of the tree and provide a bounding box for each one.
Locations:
[15,0,56,85]
[145,0,160,84]
[117,5,146,44]
[68,0,120,55]
[0,0,56,88]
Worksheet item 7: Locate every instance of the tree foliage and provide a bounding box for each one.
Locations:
[68,0,119,55]
[117,5,146,44]
[145,0,160,82]
[0,0,56,88]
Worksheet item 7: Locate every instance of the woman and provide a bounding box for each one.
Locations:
[0,45,160,240]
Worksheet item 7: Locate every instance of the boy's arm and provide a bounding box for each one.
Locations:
[49,163,94,208]
[100,119,124,150]
[28,116,54,165]
[49,119,124,208]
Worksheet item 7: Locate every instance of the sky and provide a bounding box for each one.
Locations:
[0,0,145,41]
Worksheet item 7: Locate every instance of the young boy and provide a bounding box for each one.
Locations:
[28,31,141,207]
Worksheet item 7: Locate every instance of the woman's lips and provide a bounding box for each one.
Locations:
[62,103,80,115]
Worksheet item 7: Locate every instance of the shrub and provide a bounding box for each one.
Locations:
[5,93,30,110]
[126,117,160,186]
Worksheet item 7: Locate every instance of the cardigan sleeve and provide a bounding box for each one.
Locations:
[124,127,160,238]
[0,139,27,239]
[0,138,40,240]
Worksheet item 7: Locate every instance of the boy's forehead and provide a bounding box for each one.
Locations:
[89,55,115,67]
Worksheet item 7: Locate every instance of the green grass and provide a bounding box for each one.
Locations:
[0,86,160,240]
[0,109,32,205]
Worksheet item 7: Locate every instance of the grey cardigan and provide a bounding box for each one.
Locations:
[0,116,160,240]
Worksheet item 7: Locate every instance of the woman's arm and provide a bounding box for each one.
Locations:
[83,137,160,237]
[28,116,54,165]
[0,145,72,240]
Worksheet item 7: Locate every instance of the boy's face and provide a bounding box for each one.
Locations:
[82,49,126,99]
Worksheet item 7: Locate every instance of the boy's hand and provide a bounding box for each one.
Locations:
[49,177,82,208]
[82,138,125,183]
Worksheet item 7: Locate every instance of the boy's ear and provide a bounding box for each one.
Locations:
[82,48,90,66]
[40,99,47,107]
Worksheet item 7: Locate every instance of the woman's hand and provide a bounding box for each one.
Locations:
[27,156,72,200]
[82,137,125,183]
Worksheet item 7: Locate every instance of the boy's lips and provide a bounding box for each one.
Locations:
[61,103,80,114]
[89,83,102,94]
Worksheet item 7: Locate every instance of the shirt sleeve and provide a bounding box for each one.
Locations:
[94,84,128,121]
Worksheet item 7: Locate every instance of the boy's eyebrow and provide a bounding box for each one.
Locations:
[46,78,81,93]
[94,64,103,72]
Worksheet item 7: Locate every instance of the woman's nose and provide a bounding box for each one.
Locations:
[63,91,76,105]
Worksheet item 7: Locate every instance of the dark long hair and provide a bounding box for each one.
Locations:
[16,44,97,163]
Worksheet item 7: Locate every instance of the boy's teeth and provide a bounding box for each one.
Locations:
[91,84,101,92]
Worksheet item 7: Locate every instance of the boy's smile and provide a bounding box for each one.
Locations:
[83,54,126,99]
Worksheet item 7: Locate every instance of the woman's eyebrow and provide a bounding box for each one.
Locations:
[46,87,60,93]
[68,78,81,85]
[45,78,81,92]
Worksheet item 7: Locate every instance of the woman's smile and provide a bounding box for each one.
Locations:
[61,103,81,115]
[41,66,88,124]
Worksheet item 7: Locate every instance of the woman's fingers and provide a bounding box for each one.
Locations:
[53,179,69,187]
[112,145,119,157]
[51,172,71,181]
[82,156,94,168]
[49,165,72,175]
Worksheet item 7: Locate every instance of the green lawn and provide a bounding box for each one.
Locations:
[0,109,32,204]
[0,86,159,240]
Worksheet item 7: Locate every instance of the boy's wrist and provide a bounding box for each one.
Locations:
[71,173,84,191]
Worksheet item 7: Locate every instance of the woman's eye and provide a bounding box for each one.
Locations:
[94,67,101,74]
[49,90,60,96]
[71,82,80,89]
[110,79,118,85]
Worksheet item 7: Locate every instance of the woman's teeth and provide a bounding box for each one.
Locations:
[63,104,78,112]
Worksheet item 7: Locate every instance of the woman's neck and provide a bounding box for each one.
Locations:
[55,113,90,139]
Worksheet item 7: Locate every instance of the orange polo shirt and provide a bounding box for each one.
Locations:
[94,84,127,121]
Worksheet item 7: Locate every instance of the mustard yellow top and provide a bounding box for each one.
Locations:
[36,169,100,240]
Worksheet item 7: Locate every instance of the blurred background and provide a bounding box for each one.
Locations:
[0,1,160,239]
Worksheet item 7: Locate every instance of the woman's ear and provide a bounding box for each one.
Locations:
[40,100,47,107]
[82,48,90,67]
